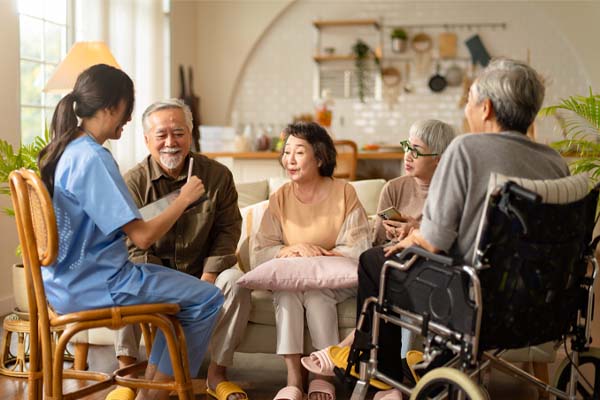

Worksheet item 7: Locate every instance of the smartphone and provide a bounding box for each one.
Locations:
[378,206,404,221]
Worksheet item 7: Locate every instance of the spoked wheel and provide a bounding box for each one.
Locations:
[550,347,600,400]
[409,367,486,400]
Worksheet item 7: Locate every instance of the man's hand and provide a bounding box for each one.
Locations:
[200,272,217,284]
[383,228,440,257]
[179,176,205,206]
[383,229,417,257]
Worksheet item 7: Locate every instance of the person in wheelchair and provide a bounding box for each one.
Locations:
[325,58,570,399]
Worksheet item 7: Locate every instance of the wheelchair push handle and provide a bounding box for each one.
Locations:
[396,245,455,266]
[503,181,542,203]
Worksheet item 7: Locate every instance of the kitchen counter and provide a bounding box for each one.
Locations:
[204,151,404,182]
[203,151,405,160]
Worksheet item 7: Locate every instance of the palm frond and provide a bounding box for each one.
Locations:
[542,88,600,187]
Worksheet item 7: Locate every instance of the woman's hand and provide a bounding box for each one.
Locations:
[277,244,335,258]
[178,176,205,206]
[383,217,419,241]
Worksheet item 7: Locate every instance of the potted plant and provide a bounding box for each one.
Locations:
[352,39,381,103]
[390,27,408,53]
[0,133,49,314]
[539,88,600,182]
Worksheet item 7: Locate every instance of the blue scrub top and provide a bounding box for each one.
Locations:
[43,136,142,314]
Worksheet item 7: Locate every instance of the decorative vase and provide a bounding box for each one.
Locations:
[391,38,407,53]
[12,263,28,316]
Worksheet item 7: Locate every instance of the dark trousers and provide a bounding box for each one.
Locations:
[355,246,405,381]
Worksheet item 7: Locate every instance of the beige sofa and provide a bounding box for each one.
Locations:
[71,177,554,366]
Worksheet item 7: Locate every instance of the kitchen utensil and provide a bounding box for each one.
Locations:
[411,32,433,53]
[465,34,491,67]
[382,66,402,109]
[445,63,463,86]
[403,62,413,93]
[381,66,402,87]
[438,32,457,58]
[411,32,433,76]
[428,63,447,93]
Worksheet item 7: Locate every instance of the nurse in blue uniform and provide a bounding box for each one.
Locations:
[38,64,224,400]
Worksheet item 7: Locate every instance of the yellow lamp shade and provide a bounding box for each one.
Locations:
[43,41,121,92]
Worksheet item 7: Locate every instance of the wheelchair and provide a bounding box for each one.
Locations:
[345,175,600,400]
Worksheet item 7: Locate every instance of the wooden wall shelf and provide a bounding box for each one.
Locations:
[313,19,380,29]
[313,54,381,63]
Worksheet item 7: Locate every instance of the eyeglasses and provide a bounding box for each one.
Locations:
[400,140,438,159]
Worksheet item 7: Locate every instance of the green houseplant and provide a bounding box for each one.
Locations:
[0,133,49,315]
[0,134,49,216]
[539,88,600,182]
[390,27,408,53]
[351,39,381,103]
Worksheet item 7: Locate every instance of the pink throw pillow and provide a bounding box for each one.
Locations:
[236,256,358,291]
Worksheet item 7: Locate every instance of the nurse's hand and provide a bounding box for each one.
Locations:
[200,272,217,284]
[179,176,205,206]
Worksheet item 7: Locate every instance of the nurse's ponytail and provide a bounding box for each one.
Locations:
[38,64,134,196]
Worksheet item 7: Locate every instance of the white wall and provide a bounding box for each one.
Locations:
[0,0,22,314]
[172,0,600,147]
[170,0,293,125]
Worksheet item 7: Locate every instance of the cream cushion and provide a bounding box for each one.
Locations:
[349,179,386,216]
[235,179,269,208]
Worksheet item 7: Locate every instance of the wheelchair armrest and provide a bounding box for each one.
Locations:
[396,245,455,266]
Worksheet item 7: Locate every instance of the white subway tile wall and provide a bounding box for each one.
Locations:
[231,1,590,147]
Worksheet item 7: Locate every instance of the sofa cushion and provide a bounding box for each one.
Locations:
[236,179,269,208]
[237,200,269,272]
[349,179,386,216]
[237,256,358,291]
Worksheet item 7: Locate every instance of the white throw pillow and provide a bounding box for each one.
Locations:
[350,179,387,216]
[237,200,269,272]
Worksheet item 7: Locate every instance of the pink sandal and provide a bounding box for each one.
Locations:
[301,347,335,377]
[307,379,335,400]
[273,385,305,400]
[373,389,402,400]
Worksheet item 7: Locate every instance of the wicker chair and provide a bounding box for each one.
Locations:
[9,168,194,399]
[333,140,358,181]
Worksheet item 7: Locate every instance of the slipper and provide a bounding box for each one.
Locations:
[328,346,392,390]
[273,385,304,400]
[307,379,335,400]
[405,350,423,383]
[207,381,248,400]
[301,347,335,377]
[373,388,402,400]
[105,387,135,400]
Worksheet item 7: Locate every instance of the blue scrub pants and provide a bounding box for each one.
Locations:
[108,264,224,376]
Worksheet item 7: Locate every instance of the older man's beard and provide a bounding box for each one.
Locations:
[159,147,184,170]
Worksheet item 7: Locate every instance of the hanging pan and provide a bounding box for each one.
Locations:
[428,63,447,93]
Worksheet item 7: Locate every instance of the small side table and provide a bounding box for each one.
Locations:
[0,313,73,377]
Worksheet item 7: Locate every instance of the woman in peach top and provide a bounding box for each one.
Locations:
[254,122,371,400]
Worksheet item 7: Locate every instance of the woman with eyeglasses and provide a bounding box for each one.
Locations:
[373,119,456,246]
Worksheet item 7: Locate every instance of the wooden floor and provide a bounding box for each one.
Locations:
[0,340,576,399]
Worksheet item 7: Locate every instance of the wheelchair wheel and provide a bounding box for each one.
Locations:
[409,367,486,400]
[550,347,600,400]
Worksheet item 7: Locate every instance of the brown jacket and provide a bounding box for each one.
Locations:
[124,153,242,277]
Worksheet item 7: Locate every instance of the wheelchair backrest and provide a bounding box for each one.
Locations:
[474,173,598,350]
